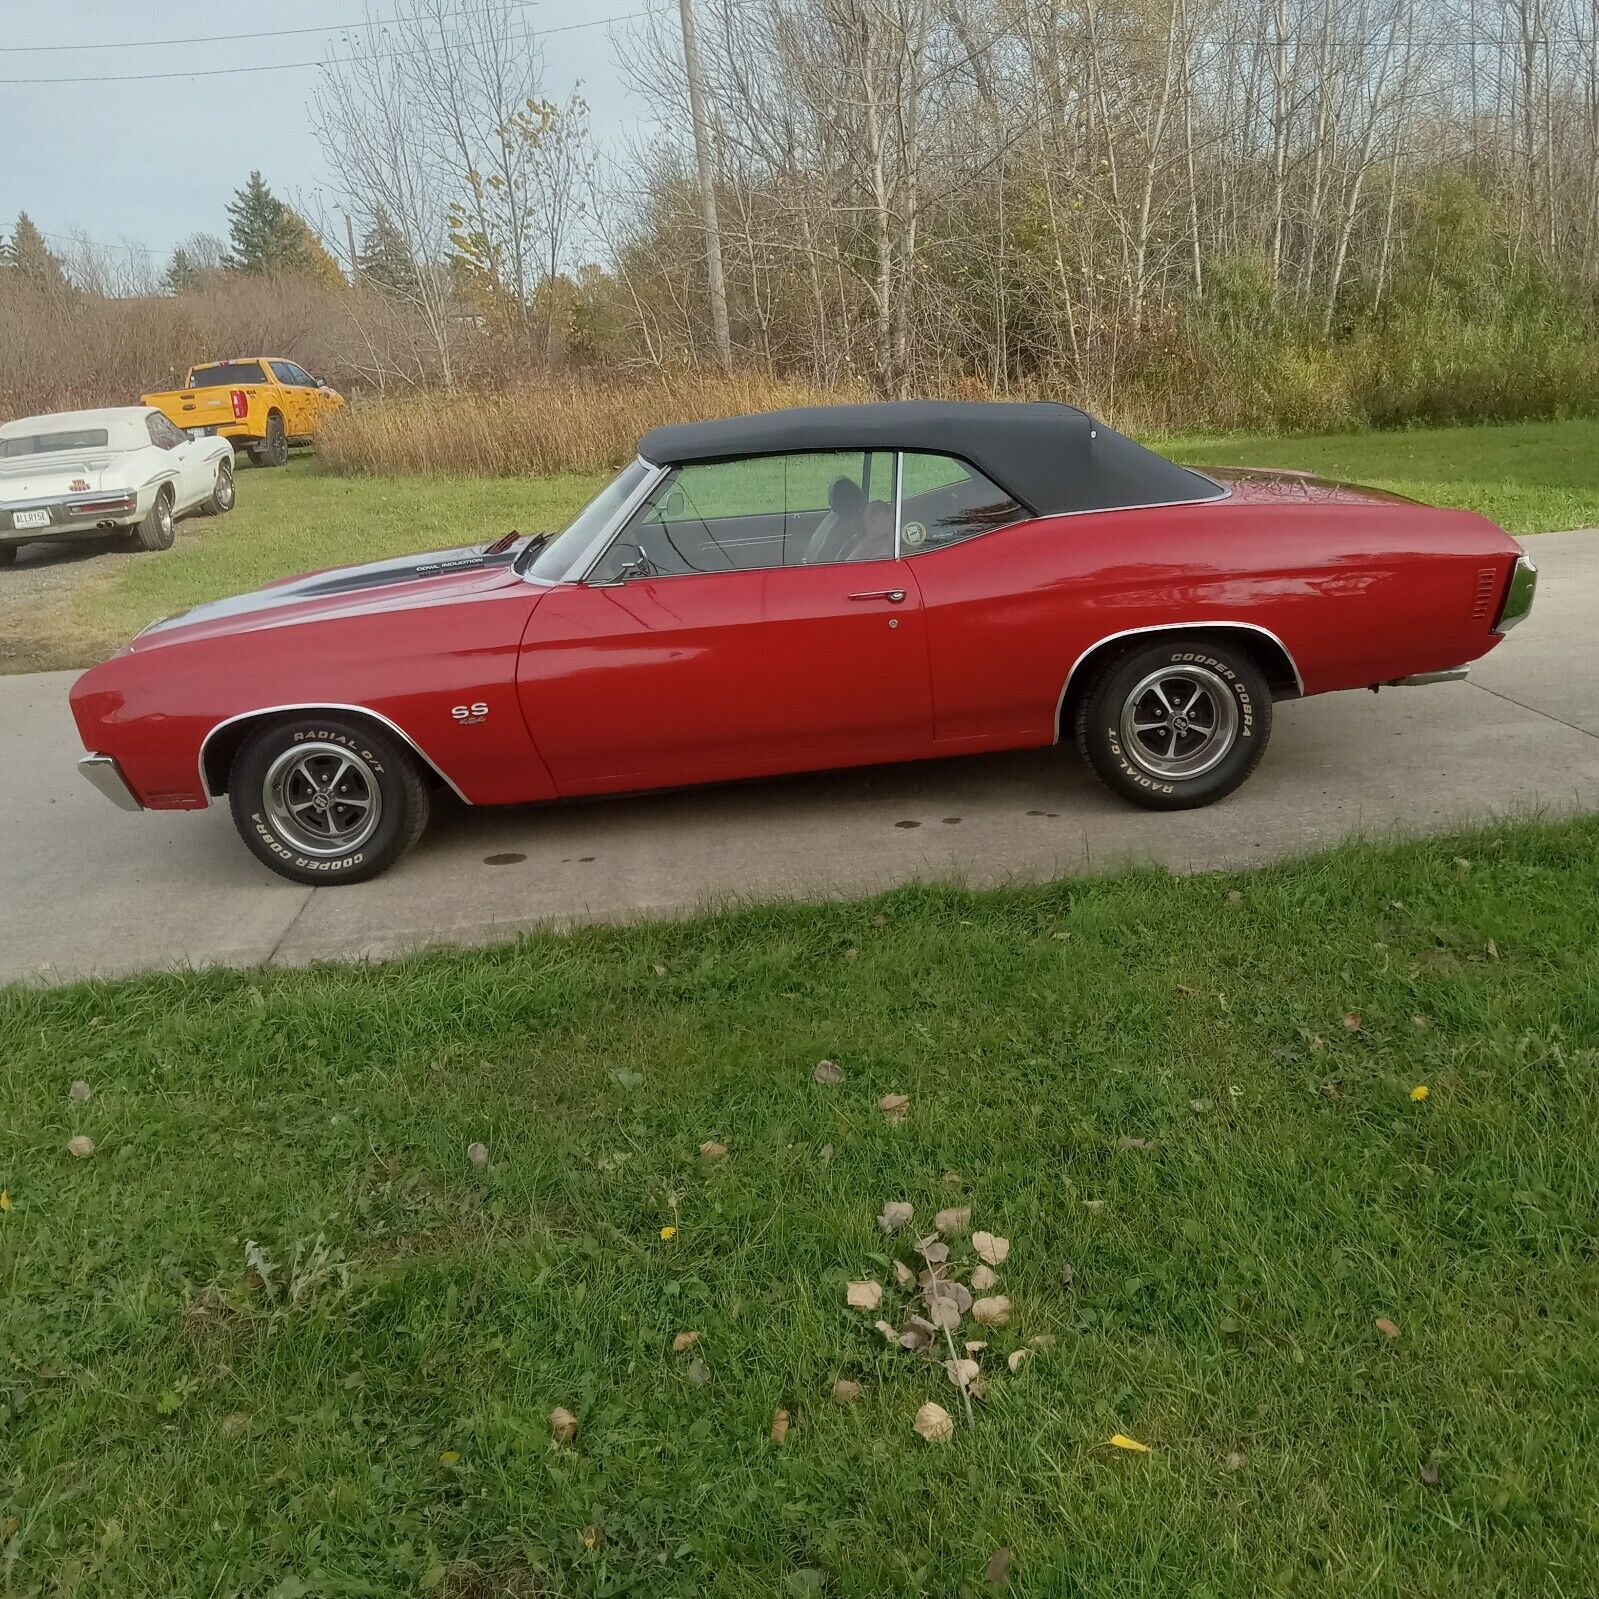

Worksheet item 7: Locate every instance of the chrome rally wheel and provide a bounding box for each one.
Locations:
[262,741,383,857]
[1075,635,1273,810]
[1117,664,1240,782]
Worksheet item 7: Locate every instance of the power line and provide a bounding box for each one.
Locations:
[0,7,662,84]
[0,0,546,52]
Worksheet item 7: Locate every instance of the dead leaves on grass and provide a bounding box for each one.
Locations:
[878,1093,910,1125]
[846,1280,884,1311]
[812,1060,845,1085]
[549,1406,579,1446]
[913,1401,955,1443]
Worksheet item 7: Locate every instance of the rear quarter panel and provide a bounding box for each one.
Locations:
[70,581,554,809]
[910,496,1522,746]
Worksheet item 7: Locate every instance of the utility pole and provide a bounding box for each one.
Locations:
[344,212,360,284]
[677,0,731,370]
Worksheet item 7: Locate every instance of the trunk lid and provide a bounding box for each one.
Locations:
[0,452,118,501]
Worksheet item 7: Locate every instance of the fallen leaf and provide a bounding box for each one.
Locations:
[1342,1013,1362,1032]
[1410,1084,1430,1101]
[1059,1263,1075,1288]
[68,1079,92,1103]
[609,1068,645,1091]
[844,947,858,960]
[1224,1448,1247,1472]
[218,1411,250,1436]
[898,1315,936,1352]
[581,1525,601,1550]
[1108,1433,1149,1453]
[893,1259,916,1287]
[651,963,668,976]
[1453,856,1471,871]
[1486,938,1500,960]
[1419,1461,1441,1488]
[819,1143,834,1163]
[671,1330,700,1354]
[1083,1198,1106,1212]
[913,1401,955,1443]
[873,1319,898,1344]
[1412,1013,1432,1029]
[942,1170,964,1186]
[0,1190,10,1213]
[964,1340,987,1354]
[972,1232,1011,1267]
[698,1140,728,1160]
[438,1450,461,1465]
[812,1060,845,1085]
[67,1135,95,1159]
[877,1200,914,1233]
[918,1238,950,1266]
[1225,889,1243,904]
[972,1295,1012,1327]
[944,1357,981,1388]
[1027,1333,1057,1350]
[1190,1097,1213,1112]
[878,1093,910,1124]
[934,1206,971,1236]
[466,1141,489,1169]
[686,1356,710,1386]
[1117,1135,1155,1152]
[659,1225,677,1240]
[770,1408,790,1443]
[1375,1317,1401,1338]
[846,1279,884,1311]
[929,1297,961,1331]
[1007,1349,1030,1374]
[549,1406,579,1446]
[926,1279,972,1314]
[831,1378,862,1405]
[983,1546,1011,1586]
[970,1263,999,1292]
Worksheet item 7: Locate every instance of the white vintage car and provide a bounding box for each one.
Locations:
[0,405,234,566]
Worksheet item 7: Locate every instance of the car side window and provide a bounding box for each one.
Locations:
[269,361,302,386]
[146,414,185,451]
[592,450,896,580]
[898,453,1025,552]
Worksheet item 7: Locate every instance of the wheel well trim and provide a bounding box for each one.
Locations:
[1054,621,1304,739]
[197,702,471,806]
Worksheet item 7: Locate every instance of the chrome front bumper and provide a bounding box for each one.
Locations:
[79,753,143,811]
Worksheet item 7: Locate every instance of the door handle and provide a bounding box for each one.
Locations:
[848,588,905,603]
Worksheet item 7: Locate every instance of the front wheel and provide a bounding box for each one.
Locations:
[129,487,175,552]
[227,715,431,884]
[1075,636,1272,809]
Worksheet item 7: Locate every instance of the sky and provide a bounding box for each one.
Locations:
[0,0,658,275]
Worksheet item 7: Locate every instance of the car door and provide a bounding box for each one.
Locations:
[144,411,205,509]
[268,362,312,438]
[516,450,935,793]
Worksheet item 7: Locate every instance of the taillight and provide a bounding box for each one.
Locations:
[230,389,248,419]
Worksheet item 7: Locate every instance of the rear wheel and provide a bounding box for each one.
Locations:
[200,458,235,516]
[227,714,431,884]
[249,411,289,468]
[0,544,16,567]
[1075,635,1272,810]
[129,486,175,552]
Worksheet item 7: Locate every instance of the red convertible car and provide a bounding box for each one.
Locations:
[71,402,1537,884]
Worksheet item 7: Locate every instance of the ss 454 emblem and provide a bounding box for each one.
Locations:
[451,701,489,725]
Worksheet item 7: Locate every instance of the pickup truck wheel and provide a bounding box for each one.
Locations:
[1075,635,1272,810]
[129,487,176,552]
[228,715,431,885]
[250,412,288,468]
[199,459,235,516]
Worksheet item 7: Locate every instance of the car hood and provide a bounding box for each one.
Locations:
[126,541,531,651]
[0,452,122,501]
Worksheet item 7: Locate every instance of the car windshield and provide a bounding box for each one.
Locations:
[188,363,266,387]
[0,428,110,457]
[521,459,652,580]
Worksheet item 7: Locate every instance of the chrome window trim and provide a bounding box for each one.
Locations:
[551,457,670,585]
[892,449,904,560]
[1492,553,1537,634]
[196,702,472,808]
[1053,620,1305,740]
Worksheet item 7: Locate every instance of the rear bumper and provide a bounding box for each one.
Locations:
[79,753,143,811]
[1493,554,1537,634]
[1,489,139,543]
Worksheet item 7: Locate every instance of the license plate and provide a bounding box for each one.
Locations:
[187,426,217,439]
[13,508,50,529]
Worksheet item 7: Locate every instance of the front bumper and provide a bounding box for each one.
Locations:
[79,753,143,811]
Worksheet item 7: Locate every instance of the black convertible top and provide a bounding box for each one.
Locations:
[637,401,1223,516]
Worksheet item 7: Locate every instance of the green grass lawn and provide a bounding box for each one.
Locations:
[4,818,1598,1595]
[7,415,1597,676]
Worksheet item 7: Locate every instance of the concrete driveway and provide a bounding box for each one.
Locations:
[3,528,1596,985]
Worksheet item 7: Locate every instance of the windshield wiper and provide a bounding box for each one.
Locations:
[510,530,551,574]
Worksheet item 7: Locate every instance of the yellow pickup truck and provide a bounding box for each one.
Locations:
[141,358,344,467]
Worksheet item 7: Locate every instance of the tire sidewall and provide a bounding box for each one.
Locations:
[1085,639,1271,809]
[228,717,418,885]
[210,461,235,514]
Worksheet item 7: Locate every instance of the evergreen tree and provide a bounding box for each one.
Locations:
[357,210,418,296]
[162,247,201,295]
[2,212,68,289]
[225,172,342,287]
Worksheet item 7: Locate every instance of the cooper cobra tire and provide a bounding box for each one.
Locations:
[129,486,175,552]
[1075,635,1272,810]
[200,458,236,516]
[228,714,431,885]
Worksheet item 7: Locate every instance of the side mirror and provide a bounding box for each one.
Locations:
[589,543,652,586]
